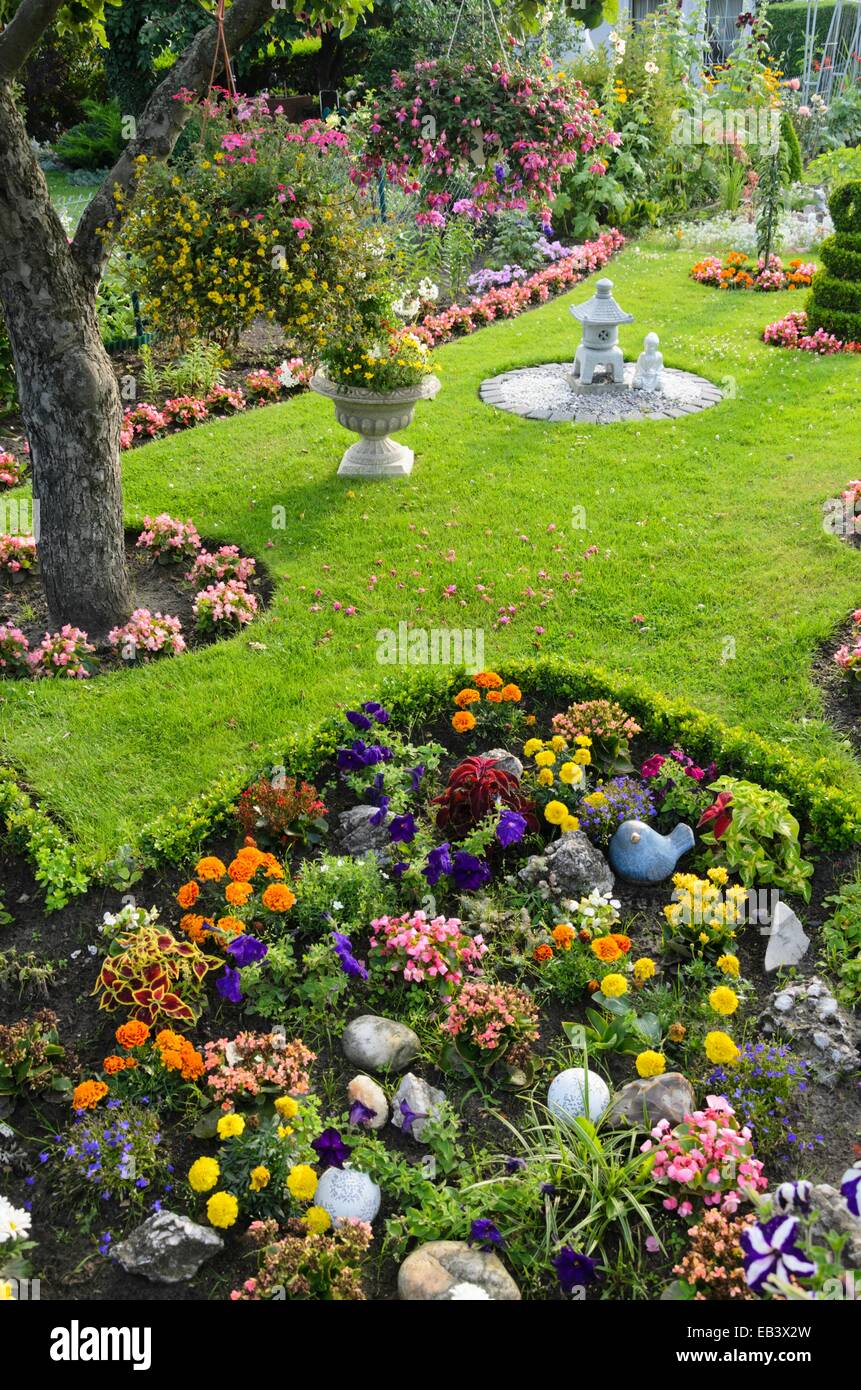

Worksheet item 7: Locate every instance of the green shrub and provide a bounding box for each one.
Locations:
[780,111,803,184]
[805,147,861,191]
[0,314,16,414]
[53,98,124,170]
[808,271,861,313]
[820,874,861,1007]
[819,235,861,283]
[807,180,861,340]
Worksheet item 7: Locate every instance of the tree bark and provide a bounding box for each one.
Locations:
[0,83,131,634]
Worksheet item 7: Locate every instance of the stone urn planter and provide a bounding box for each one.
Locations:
[310,369,441,478]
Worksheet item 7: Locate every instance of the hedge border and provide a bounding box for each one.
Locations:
[5,657,861,910]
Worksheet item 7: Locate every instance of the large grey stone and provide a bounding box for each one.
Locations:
[398,1241,521,1301]
[518,830,614,901]
[342,1014,420,1073]
[112,1211,223,1284]
[606,1072,695,1131]
[761,975,858,1086]
[811,1183,861,1269]
[764,900,810,972]
[335,805,390,857]
[391,1073,446,1143]
[483,748,524,781]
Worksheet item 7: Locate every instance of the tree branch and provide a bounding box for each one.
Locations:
[71,0,277,285]
[0,0,65,80]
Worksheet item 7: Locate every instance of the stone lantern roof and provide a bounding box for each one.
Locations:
[570,278,634,326]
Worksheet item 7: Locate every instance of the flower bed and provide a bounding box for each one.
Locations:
[2,661,858,1303]
[690,251,815,292]
[762,308,861,355]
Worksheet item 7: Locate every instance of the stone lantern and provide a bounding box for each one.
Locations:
[570,277,633,386]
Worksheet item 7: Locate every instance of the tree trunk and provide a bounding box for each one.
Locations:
[0,82,132,634]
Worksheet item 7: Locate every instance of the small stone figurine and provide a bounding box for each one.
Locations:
[632,332,664,392]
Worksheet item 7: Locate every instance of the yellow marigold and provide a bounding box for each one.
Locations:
[195,855,227,881]
[601,973,628,998]
[523,738,544,757]
[287,1164,318,1202]
[559,761,583,785]
[116,1021,150,1049]
[550,735,567,751]
[207,1191,239,1229]
[72,1080,108,1111]
[633,957,656,983]
[537,768,554,787]
[544,800,568,825]
[474,671,503,689]
[225,881,253,906]
[452,710,476,734]
[277,1125,294,1141]
[261,883,296,912]
[575,735,592,747]
[535,750,556,768]
[303,1205,331,1234]
[573,749,591,766]
[275,1095,299,1119]
[189,1156,220,1193]
[249,1165,271,1192]
[500,683,521,702]
[591,935,622,962]
[561,815,580,833]
[709,985,739,1016]
[176,881,199,909]
[583,791,606,807]
[552,923,575,950]
[717,953,740,978]
[217,1113,246,1139]
[635,1050,666,1078]
[454,688,481,708]
[704,1030,740,1065]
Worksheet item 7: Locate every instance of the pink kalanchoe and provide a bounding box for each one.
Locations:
[193,578,258,634]
[107,608,186,660]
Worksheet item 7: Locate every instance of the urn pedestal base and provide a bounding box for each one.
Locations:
[338,435,414,478]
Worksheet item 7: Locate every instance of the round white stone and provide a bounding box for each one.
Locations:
[315,1166,381,1225]
[547,1067,610,1124]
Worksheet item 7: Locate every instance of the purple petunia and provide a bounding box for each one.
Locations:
[226,935,268,968]
[311,1127,350,1170]
[451,850,491,892]
[216,966,243,1003]
[409,764,426,792]
[398,1099,428,1136]
[362,700,390,725]
[336,739,393,772]
[423,842,453,887]
[740,1215,816,1293]
[332,930,368,981]
[552,1246,599,1294]
[468,1218,504,1252]
[389,813,417,844]
[841,1165,861,1217]
[345,709,372,731]
[496,809,527,848]
[773,1180,812,1215]
[349,1100,377,1127]
[369,795,390,827]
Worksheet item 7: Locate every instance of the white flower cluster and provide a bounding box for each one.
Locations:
[0,1195,31,1245]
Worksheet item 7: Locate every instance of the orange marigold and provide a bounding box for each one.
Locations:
[533,943,554,963]
[181,1050,205,1082]
[73,1080,109,1110]
[261,884,296,912]
[591,936,622,962]
[195,855,227,881]
[485,690,503,703]
[116,1020,150,1049]
[217,915,247,938]
[474,671,503,689]
[610,933,632,955]
[454,688,481,708]
[261,853,285,879]
[155,1029,185,1052]
[501,683,522,702]
[180,913,210,943]
[552,923,575,951]
[451,710,477,733]
[225,881,253,906]
[103,1055,128,1075]
[228,846,266,881]
[176,881,199,909]
[160,1049,185,1072]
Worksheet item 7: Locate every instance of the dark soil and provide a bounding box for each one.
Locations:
[0,530,273,672]
[811,613,861,758]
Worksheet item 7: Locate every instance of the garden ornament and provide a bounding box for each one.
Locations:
[608,820,695,883]
[632,332,664,392]
[570,277,633,385]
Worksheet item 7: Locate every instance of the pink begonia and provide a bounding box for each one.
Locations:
[163,395,210,427]
[206,384,247,414]
[187,545,256,586]
[122,402,167,440]
[641,1098,766,1219]
[833,609,861,679]
[193,578,258,633]
[107,608,186,659]
[762,308,852,354]
[0,624,31,674]
[370,911,486,996]
[29,625,95,680]
[0,451,25,488]
[0,534,37,574]
[136,513,202,561]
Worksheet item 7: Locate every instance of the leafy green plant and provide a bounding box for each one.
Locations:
[0,769,91,910]
[805,146,861,191]
[562,998,661,1058]
[820,874,861,1006]
[53,98,124,170]
[0,1010,69,1099]
[699,776,814,902]
[0,950,58,1001]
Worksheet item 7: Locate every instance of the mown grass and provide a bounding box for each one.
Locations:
[2,237,860,860]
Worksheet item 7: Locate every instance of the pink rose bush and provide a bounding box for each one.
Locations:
[107,608,186,661]
[833,608,861,680]
[136,514,202,563]
[0,534,37,574]
[369,910,487,996]
[29,625,96,680]
[193,579,258,634]
[187,545,256,586]
[641,1096,767,1220]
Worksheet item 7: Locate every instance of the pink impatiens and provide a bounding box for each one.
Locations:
[641,1096,767,1219]
[370,910,487,996]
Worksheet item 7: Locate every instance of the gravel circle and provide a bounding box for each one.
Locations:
[480,362,723,424]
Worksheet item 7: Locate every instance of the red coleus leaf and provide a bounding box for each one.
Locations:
[697,791,734,841]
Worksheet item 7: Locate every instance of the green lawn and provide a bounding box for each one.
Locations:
[2,237,860,861]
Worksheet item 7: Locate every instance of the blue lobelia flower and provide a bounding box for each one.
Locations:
[740,1215,816,1293]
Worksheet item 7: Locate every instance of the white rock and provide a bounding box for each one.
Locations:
[818,997,839,1021]
[764,901,810,972]
[813,1031,831,1051]
[547,1067,610,1124]
[315,1166,381,1225]
[342,1014,420,1072]
[447,1282,491,1300]
[391,1073,445,1143]
[773,993,794,1013]
[346,1074,389,1130]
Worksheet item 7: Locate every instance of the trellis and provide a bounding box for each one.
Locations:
[801,0,861,104]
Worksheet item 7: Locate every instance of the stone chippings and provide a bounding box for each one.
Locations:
[479,362,722,425]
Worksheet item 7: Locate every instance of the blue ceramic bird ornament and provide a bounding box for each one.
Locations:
[608,820,694,884]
